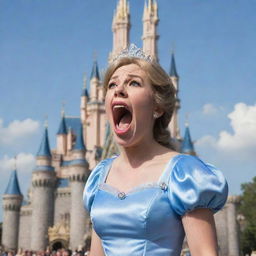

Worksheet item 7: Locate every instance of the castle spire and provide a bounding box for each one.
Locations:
[4,169,22,195]
[142,0,159,61]
[73,124,86,151]
[2,165,23,250]
[90,60,100,80]
[115,0,129,21]
[90,60,100,102]
[81,74,89,131]
[181,122,196,156]
[168,51,181,140]
[37,126,51,157]
[111,0,130,59]
[81,73,89,97]
[170,52,179,77]
[143,0,147,18]
[57,115,67,135]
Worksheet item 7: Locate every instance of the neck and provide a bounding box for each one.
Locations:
[118,138,169,169]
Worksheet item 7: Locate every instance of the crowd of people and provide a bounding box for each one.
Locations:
[0,248,90,256]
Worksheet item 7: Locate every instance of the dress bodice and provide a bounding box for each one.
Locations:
[83,154,228,256]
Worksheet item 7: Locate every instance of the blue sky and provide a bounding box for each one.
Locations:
[0,0,256,221]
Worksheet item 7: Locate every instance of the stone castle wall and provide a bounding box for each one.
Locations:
[54,188,71,225]
[2,209,20,250]
[69,166,88,251]
[31,185,55,251]
[18,206,32,250]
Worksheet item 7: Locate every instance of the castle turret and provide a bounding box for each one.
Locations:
[168,52,181,140]
[111,0,130,59]
[142,0,159,61]
[181,123,196,156]
[98,69,105,102]
[86,61,106,153]
[37,125,51,160]
[31,126,56,251]
[90,60,100,102]
[80,75,89,125]
[68,124,89,250]
[170,52,179,79]
[2,168,23,251]
[57,113,68,155]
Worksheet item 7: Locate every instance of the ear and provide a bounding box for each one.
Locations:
[153,107,164,119]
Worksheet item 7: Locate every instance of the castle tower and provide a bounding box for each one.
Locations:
[80,75,89,124]
[31,126,56,251]
[90,60,100,102]
[142,0,159,61]
[168,52,181,140]
[68,124,89,250]
[2,169,23,250]
[181,123,196,156]
[81,77,89,150]
[86,61,106,154]
[57,113,68,155]
[111,0,130,59]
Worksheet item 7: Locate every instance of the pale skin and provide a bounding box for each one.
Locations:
[88,64,219,256]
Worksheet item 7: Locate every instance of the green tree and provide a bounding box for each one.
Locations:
[239,176,256,255]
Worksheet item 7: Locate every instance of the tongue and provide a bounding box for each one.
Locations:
[117,113,132,130]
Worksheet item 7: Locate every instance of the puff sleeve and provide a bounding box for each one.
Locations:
[168,155,228,216]
[83,159,107,214]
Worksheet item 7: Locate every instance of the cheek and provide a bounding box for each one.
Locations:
[134,93,155,113]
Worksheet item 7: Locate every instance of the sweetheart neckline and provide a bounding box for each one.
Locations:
[99,154,184,195]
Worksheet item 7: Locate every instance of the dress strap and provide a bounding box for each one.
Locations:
[99,156,117,184]
[158,154,184,184]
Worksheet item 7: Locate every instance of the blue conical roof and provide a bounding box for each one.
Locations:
[57,116,67,135]
[90,61,100,80]
[181,126,195,153]
[37,127,51,157]
[81,87,89,97]
[73,124,86,151]
[4,170,22,195]
[170,53,179,77]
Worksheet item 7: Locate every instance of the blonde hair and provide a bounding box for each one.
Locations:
[103,57,176,148]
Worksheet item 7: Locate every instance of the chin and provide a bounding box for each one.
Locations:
[113,130,135,148]
[113,129,148,150]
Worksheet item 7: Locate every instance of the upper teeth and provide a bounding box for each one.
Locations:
[113,105,126,109]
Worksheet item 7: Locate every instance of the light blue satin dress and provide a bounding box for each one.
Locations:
[83,154,228,256]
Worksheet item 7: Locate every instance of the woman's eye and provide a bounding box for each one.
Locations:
[130,80,141,87]
[108,82,117,89]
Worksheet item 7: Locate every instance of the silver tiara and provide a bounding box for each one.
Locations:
[113,44,152,62]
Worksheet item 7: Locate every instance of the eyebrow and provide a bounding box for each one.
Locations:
[110,74,144,82]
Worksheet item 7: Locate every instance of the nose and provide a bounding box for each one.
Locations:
[114,84,127,98]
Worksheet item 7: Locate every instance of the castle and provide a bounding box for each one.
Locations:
[1,1,241,255]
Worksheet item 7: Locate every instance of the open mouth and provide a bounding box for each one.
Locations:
[112,103,132,132]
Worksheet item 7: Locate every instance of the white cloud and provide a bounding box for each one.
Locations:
[0,153,36,174]
[218,103,256,152]
[0,118,40,146]
[202,103,224,116]
[196,102,256,195]
[202,103,218,115]
[197,102,256,159]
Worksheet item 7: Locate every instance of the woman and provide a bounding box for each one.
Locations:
[83,44,228,256]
